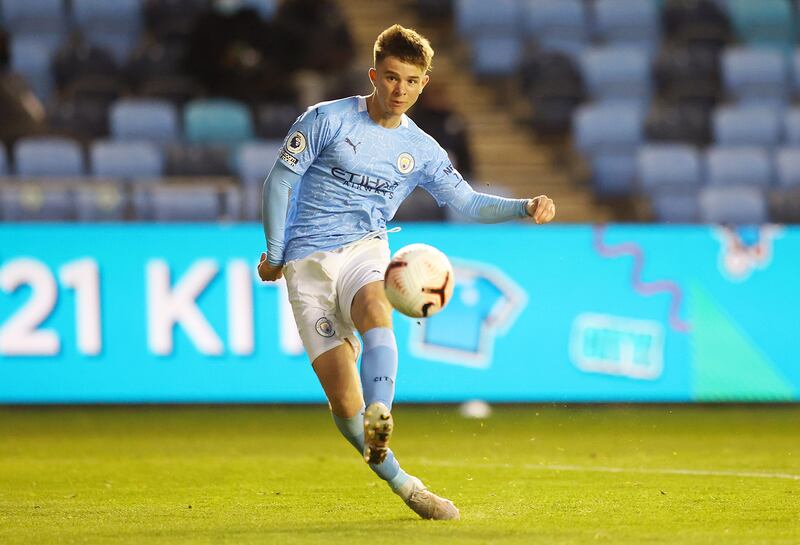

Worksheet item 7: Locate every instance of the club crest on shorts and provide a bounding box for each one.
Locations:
[397,152,415,174]
[315,317,335,337]
[287,131,307,154]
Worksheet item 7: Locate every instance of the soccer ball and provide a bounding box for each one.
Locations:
[383,243,454,318]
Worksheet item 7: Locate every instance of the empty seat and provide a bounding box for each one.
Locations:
[75,184,129,221]
[134,186,222,221]
[645,101,711,146]
[72,0,142,63]
[0,184,74,221]
[784,107,800,145]
[593,0,660,51]
[775,148,800,188]
[706,146,771,187]
[455,0,519,36]
[0,146,8,175]
[110,99,180,143]
[574,104,643,196]
[700,186,767,223]
[184,99,254,145]
[712,105,781,147]
[580,46,650,104]
[10,36,56,101]
[470,35,522,77]
[235,141,282,187]
[727,0,793,51]
[165,144,232,177]
[722,47,788,105]
[638,144,702,222]
[1,0,67,35]
[14,137,84,177]
[90,141,164,181]
[522,0,588,57]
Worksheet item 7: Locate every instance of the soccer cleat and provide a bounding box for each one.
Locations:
[401,476,460,520]
[363,402,393,464]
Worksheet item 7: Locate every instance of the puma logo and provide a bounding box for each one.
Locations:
[345,137,362,154]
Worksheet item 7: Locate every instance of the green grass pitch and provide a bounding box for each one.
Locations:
[1,405,798,544]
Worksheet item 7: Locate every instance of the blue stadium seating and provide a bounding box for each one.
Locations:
[75,184,129,221]
[700,186,767,223]
[775,147,800,188]
[134,186,225,222]
[455,0,518,36]
[722,47,789,105]
[0,185,74,221]
[14,137,85,177]
[72,0,142,63]
[90,141,164,181]
[184,99,254,145]
[242,0,278,20]
[471,35,522,77]
[0,146,7,176]
[110,99,180,144]
[580,46,650,104]
[784,107,800,145]
[727,0,794,51]
[638,144,702,222]
[712,104,781,147]
[236,141,282,220]
[706,147,772,187]
[10,36,56,101]
[574,103,643,195]
[522,0,588,57]
[593,0,660,52]
[1,0,66,35]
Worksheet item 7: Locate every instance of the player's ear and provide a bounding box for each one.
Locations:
[420,74,430,92]
[368,67,377,87]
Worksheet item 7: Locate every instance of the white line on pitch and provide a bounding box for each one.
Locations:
[417,459,800,481]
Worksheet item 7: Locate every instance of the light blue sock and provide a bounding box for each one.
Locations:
[360,327,398,410]
[332,411,410,491]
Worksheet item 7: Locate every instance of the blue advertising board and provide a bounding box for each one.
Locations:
[1,224,798,403]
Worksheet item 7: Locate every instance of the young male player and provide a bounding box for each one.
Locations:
[258,25,555,520]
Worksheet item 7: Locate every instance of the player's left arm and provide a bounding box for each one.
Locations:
[525,194,556,224]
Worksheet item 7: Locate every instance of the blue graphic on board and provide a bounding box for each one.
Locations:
[409,260,527,368]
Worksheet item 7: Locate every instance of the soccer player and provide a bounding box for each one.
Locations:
[258,25,555,520]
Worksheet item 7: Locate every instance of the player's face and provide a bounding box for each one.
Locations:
[369,56,429,119]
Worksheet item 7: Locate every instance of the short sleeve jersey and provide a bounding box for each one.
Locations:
[278,95,464,262]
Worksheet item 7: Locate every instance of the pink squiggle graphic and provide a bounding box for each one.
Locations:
[593,225,691,333]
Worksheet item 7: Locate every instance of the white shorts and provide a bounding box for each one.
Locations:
[283,236,391,363]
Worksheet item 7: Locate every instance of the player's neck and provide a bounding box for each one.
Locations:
[366,93,403,129]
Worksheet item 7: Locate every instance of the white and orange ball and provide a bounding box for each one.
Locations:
[383,243,455,318]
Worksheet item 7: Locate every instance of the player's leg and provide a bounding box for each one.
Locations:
[350,280,398,464]
[311,341,409,492]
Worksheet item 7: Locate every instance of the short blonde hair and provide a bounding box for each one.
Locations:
[374,24,434,73]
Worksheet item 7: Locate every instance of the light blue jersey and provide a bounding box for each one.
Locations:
[264,95,528,265]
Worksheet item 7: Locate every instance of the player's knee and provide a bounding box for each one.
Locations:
[355,298,393,329]
[329,394,363,419]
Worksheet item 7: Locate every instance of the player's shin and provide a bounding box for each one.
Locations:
[360,327,398,409]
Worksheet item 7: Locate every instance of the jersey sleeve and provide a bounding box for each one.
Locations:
[418,145,467,206]
[277,106,339,175]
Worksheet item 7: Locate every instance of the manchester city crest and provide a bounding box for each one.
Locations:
[397,152,415,174]
[315,317,335,337]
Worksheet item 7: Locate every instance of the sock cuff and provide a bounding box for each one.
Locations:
[363,327,396,348]
[332,409,364,439]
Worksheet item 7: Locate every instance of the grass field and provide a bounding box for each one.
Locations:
[1,405,798,544]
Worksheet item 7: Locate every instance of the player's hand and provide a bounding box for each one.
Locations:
[526,195,556,224]
[258,252,284,282]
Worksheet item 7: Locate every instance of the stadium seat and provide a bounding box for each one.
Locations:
[14,137,85,177]
[645,101,711,146]
[711,105,781,147]
[580,46,650,104]
[784,107,800,145]
[90,141,164,182]
[653,44,721,107]
[522,0,589,57]
[706,146,772,187]
[722,47,788,105]
[164,144,232,177]
[593,0,660,52]
[0,184,74,221]
[699,185,767,223]
[10,36,56,101]
[110,99,180,144]
[775,147,800,188]
[726,0,794,51]
[184,99,254,145]
[241,0,278,20]
[235,140,283,220]
[46,98,110,141]
[75,184,129,221]
[72,0,142,62]
[0,146,8,176]
[574,104,643,196]
[1,0,67,35]
[638,144,702,222]
[133,186,225,222]
[455,0,519,36]
[470,35,522,77]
